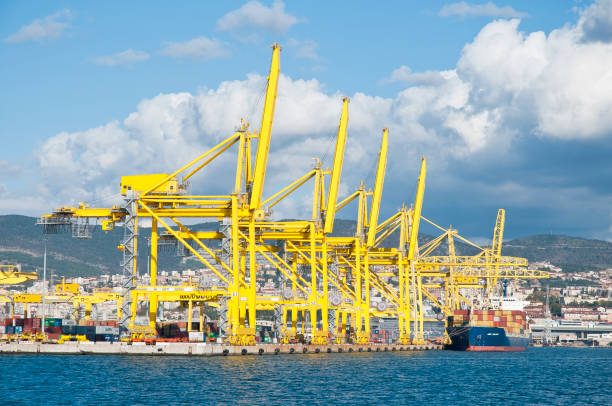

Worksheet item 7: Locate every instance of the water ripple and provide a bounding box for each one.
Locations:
[0,348,610,405]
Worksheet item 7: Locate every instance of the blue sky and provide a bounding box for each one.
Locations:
[1,1,611,243]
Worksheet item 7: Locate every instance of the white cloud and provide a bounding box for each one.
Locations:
[577,0,612,42]
[384,66,447,86]
[93,49,150,67]
[457,18,612,139]
[5,9,71,43]
[386,65,412,82]
[217,1,300,34]
[0,189,51,215]
[160,37,229,60]
[287,39,320,60]
[439,2,528,18]
[29,70,479,217]
[16,7,612,230]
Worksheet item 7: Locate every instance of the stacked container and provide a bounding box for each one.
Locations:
[452,310,527,335]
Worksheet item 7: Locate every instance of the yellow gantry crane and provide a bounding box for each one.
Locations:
[0,265,38,285]
[410,209,549,343]
[36,44,548,346]
[39,44,284,344]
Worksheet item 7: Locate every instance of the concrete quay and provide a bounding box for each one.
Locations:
[0,342,442,356]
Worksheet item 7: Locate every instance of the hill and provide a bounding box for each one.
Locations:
[1,215,610,278]
[503,234,612,272]
[0,215,215,278]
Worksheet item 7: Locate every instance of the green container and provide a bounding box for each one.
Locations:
[49,318,64,326]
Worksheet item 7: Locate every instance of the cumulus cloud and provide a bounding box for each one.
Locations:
[17,4,612,239]
[217,1,300,34]
[93,49,150,67]
[5,9,72,43]
[577,0,612,43]
[457,17,612,139]
[383,66,447,86]
[160,37,229,60]
[439,2,528,18]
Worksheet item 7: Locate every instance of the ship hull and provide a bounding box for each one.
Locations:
[446,326,530,352]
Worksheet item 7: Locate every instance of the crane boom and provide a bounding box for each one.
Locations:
[492,208,505,257]
[366,128,388,247]
[408,157,426,260]
[323,97,350,233]
[250,44,281,210]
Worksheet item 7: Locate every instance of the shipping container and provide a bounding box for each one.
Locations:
[188,331,205,342]
[95,326,119,335]
[76,326,96,336]
[44,318,63,327]
[45,326,62,334]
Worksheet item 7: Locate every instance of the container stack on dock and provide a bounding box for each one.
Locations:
[371,329,395,344]
[156,321,219,342]
[0,317,119,342]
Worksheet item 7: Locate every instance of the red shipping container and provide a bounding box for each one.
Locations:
[47,333,60,340]
[45,326,62,334]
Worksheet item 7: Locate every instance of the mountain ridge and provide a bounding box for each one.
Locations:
[0,215,610,277]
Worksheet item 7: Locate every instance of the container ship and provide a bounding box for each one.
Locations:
[446,307,530,351]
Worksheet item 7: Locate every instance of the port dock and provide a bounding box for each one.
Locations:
[0,342,441,356]
[5,45,547,350]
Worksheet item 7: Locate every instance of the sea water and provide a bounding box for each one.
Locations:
[0,347,610,405]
